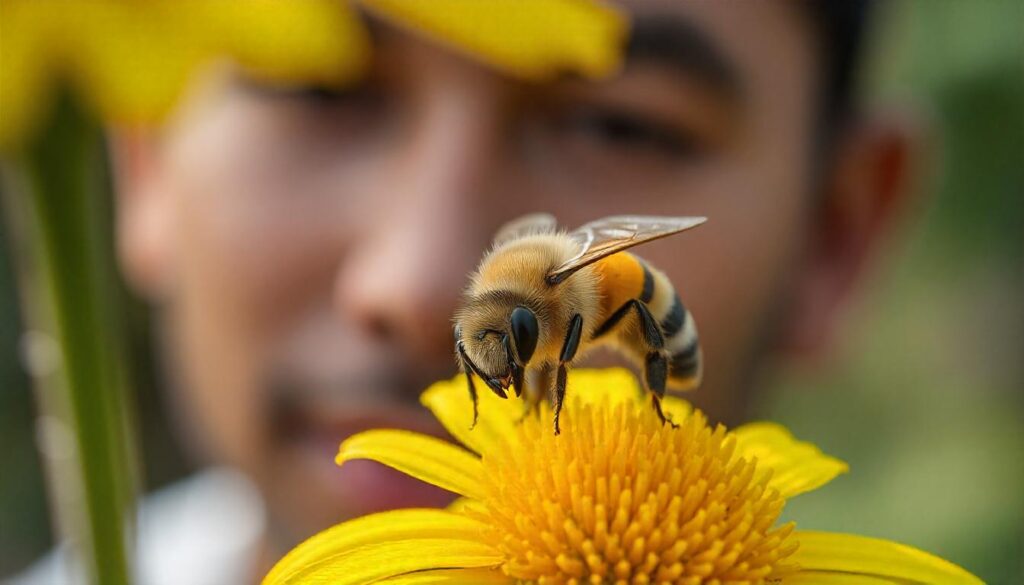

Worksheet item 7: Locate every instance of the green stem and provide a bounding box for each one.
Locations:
[19,94,136,585]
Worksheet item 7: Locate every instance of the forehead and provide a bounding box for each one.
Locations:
[616,0,819,91]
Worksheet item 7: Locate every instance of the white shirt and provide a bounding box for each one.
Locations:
[7,468,266,585]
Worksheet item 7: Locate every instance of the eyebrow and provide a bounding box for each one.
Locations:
[624,15,743,100]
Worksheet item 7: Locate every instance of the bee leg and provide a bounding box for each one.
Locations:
[517,363,551,424]
[597,300,677,428]
[516,391,537,424]
[594,299,664,349]
[553,364,568,435]
[626,302,681,428]
[646,350,678,428]
[651,393,677,428]
[463,368,479,429]
[553,314,584,435]
[455,337,480,429]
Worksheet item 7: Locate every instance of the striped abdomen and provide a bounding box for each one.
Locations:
[592,252,702,391]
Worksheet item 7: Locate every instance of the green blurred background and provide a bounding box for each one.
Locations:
[756,2,1024,583]
[1,1,1021,582]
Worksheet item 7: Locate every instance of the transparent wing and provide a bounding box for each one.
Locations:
[548,215,706,283]
[493,212,558,246]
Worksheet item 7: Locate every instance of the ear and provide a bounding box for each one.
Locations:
[108,127,176,301]
[777,111,921,360]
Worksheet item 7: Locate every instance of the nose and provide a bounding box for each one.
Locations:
[335,72,500,362]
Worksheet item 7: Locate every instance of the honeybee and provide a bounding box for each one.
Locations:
[454,213,705,434]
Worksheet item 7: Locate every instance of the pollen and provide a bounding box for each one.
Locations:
[468,399,798,585]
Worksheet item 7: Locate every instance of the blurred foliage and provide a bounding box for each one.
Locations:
[1,0,1022,580]
[758,1,1024,584]
[0,217,46,573]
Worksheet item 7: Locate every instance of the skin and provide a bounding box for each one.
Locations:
[111,1,915,574]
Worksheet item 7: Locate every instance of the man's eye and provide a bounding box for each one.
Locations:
[289,84,378,107]
[241,77,381,109]
[558,107,699,158]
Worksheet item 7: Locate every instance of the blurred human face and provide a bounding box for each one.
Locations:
[120,2,824,546]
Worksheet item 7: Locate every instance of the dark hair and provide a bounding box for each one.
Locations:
[805,0,875,132]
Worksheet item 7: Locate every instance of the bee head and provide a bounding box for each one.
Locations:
[453,301,540,399]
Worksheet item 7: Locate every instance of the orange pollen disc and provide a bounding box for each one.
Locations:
[467,401,798,585]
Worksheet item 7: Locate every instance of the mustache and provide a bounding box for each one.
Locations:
[264,359,454,413]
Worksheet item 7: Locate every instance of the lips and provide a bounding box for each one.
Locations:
[278,398,457,515]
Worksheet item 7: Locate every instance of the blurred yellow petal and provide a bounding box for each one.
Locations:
[374,568,511,584]
[337,429,486,499]
[269,538,502,585]
[0,1,56,149]
[359,0,627,80]
[68,1,203,126]
[200,0,369,87]
[792,531,984,584]
[1,0,369,147]
[732,421,849,498]
[72,0,369,126]
[264,509,487,585]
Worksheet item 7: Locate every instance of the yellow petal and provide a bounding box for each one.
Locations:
[659,396,693,422]
[337,429,486,500]
[783,573,904,584]
[374,568,511,584]
[567,367,645,406]
[732,422,849,498]
[792,531,984,584]
[264,509,487,585]
[358,0,627,80]
[269,538,502,585]
[421,374,521,455]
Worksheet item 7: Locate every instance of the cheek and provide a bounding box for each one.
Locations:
[639,156,811,407]
[156,93,349,466]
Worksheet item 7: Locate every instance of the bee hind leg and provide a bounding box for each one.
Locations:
[646,350,678,428]
[599,299,678,429]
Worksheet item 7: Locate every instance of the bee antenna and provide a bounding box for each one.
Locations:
[458,342,507,400]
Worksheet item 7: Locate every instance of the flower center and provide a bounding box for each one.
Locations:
[469,398,797,584]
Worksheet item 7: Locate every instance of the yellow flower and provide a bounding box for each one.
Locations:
[0,0,625,149]
[264,369,982,585]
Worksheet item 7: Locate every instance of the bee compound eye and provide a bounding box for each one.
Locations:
[510,306,539,364]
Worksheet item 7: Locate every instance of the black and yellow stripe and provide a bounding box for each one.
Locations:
[593,252,702,392]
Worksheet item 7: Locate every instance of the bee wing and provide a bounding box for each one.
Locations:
[548,215,707,284]
[493,212,559,246]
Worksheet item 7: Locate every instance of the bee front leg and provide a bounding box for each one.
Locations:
[455,334,480,429]
[553,314,583,435]
[463,368,479,429]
